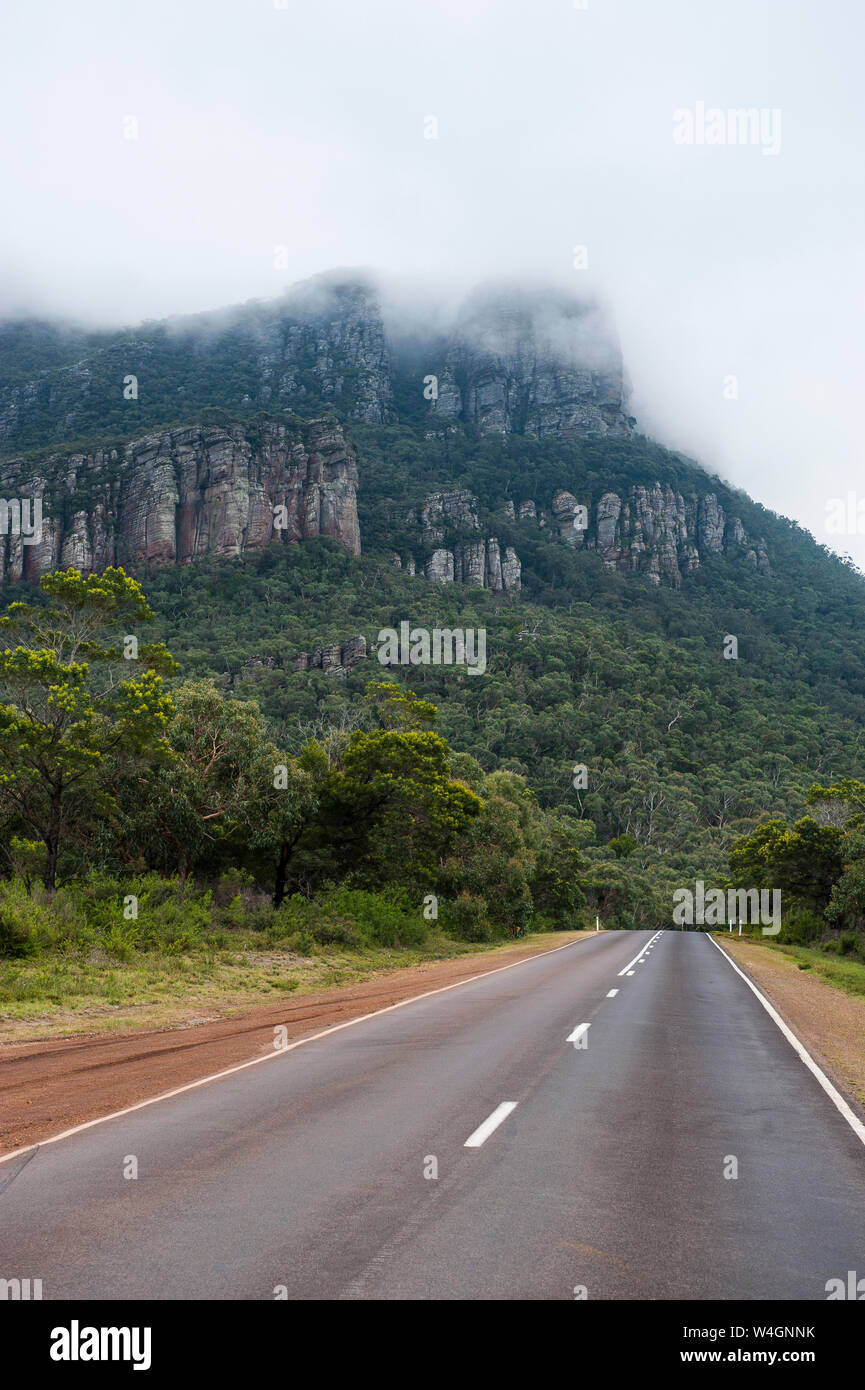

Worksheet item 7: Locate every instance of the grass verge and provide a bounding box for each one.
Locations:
[718,931,865,999]
[0,929,592,1042]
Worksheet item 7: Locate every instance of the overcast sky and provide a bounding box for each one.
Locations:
[1,0,863,564]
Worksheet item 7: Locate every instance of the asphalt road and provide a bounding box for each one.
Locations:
[2,929,865,1300]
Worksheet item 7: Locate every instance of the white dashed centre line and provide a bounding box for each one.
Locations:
[606,989,619,997]
[617,930,662,976]
[464,1102,518,1149]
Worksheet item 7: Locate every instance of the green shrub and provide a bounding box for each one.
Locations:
[0,910,37,958]
[309,919,363,948]
[101,921,141,961]
[211,868,257,908]
[777,906,824,946]
[215,891,275,933]
[12,873,216,956]
[267,886,427,951]
[316,886,427,948]
[0,879,50,958]
[286,928,318,956]
[267,893,315,941]
[442,893,493,942]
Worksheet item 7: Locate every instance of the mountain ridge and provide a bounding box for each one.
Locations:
[0,273,782,594]
[2,274,865,924]
[0,273,633,452]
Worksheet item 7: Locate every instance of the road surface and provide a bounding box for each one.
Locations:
[2,930,864,1300]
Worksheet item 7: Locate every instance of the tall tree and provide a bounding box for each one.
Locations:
[121,678,313,893]
[0,568,176,890]
[728,816,845,913]
[295,728,482,895]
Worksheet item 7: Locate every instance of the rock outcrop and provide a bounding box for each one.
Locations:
[0,417,360,585]
[0,275,633,453]
[394,489,521,593]
[291,634,368,678]
[255,277,394,426]
[428,285,633,440]
[235,634,368,683]
[543,483,770,587]
[421,489,479,544]
[385,479,764,594]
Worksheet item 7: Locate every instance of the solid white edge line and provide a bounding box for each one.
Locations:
[617,930,662,976]
[566,1022,590,1044]
[464,1101,517,1148]
[0,934,594,1166]
[606,989,619,997]
[707,934,865,1148]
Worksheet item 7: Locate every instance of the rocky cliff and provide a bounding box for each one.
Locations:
[385,481,769,593]
[0,275,632,452]
[0,275,774,596]
[390,489,521,593]
[234,634,369,683]
[253,277,394,426]
[427,286,633,440]
[290,634,368,676]
[546,483,770,587]
[0,417,359,585]
[0,415,770,596]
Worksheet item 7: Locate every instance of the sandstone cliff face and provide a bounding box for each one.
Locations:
[0,276,632,452]
[290,634,368,678]
[255,278,394,426]
[385,478,768,594]
[420,488,479,543]
[392,489,521,593]
[546,483,770,587]
[0,418,359,585]
[428,286,633,440]
[0,277,772,596]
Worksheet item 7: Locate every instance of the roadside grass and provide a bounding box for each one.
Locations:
[0,928,591,1042]
[716,932,865,1000]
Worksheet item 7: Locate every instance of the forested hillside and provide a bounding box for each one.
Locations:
[2,279,864,970]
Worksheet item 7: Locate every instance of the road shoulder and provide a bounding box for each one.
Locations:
[713,934,865,1120]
